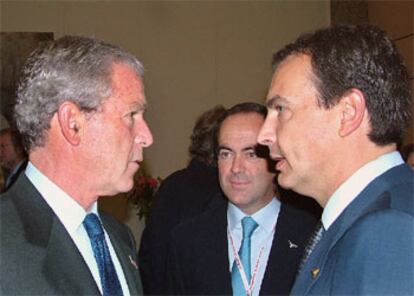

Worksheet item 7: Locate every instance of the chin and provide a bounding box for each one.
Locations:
[277,174,294,190]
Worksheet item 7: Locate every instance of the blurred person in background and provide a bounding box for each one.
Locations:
[0,128,28,191]
[139,105,226,295]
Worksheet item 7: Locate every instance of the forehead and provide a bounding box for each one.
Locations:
[108,63,145,107]
[219,112,263,145]
[267,54,317,103]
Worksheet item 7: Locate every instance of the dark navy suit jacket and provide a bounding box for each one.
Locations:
[167,200,318,295]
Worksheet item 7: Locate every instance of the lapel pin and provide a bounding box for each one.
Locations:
[311,268,320,279]
[129,255,138,270]
[288,240,298,249]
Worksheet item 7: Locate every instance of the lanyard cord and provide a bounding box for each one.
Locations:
[228,226,275,296]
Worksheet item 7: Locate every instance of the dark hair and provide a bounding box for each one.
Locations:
[214,102,267,159]
[272,24,412,146]
[189,105,226,165]
[224,102,267,119]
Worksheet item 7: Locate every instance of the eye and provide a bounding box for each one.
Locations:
[245,150,257,159]
[275,105,285,113]
[218,150,232,160]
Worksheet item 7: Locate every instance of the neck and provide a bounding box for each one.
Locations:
[317,143,396,207]
[30,148,98,211]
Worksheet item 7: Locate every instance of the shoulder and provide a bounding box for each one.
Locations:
[329,209,414,293]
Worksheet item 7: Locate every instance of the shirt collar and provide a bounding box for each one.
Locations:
[25,162,98,234]
[228,197,280,234]
[322,151,403,230]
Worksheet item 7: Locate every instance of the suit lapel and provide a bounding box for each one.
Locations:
[14,175,99,295]
[101,215,143,295]
[261,203,314,295]
[293,165,410,295]
[43,218,100,295]
[200,203,232,294]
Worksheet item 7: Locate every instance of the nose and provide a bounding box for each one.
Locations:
[231,154,245,174]
[135,119,153,148]
[257,116,276,148]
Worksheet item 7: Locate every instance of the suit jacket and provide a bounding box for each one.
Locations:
[139,159,225,294]
[4,159,27,191]
[291,164,414,295]
[0,174,143,295]
[166,200,318,295]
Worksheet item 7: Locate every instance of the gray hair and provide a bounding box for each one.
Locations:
[15,35,144,152]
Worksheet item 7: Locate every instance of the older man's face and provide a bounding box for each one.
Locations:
[81,63,153,197]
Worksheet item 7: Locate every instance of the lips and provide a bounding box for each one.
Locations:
[229,179,250,189]
[129,161,140,171]
[270,155,286,171]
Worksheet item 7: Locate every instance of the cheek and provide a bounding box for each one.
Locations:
[218,163,229,180]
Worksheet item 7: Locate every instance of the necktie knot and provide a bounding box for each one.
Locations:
[83,213,105,239]
[242,216,258,239]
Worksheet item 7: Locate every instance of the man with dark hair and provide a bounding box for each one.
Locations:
[1,36,152,295]
[167,102,317,295]
[258,24,413,294]
[139,105,226,294]
[0,128,27,191]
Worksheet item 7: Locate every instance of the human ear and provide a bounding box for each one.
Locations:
[57,101,83,146]
[338,88,366,137]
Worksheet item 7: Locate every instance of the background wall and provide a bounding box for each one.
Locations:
[1,0,330,179]
[2,1,412,246]
[1,1,330,244]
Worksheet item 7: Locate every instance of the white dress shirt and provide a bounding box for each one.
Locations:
[322,151,404,230]
[227,198,281,296]
[25,162,131,295]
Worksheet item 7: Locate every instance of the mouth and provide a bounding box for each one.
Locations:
[129,160,141,170]
[270,155,286,171]
[229,179,250,189]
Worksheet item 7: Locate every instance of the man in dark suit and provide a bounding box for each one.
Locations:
[0,36,153,295]
[0,128,27,191]
[139,105,226,294]
[258,24,414,295]
[167,103,317,295]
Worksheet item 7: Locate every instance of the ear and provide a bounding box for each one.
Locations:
[338,88,366,137]
[57,101,84,146]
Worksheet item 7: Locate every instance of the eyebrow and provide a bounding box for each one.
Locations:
[217,145,256,152]
[266,95,287,109]
[217,145,231,152]
[130,101,147,112]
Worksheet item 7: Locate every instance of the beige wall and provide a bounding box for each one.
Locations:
[1,0,330,178]
[1,1,330,244]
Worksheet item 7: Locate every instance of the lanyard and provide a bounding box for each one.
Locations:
[228,226,275,296]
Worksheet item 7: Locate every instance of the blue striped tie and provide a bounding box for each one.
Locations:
[83,213,123,296]
[231,216,258,296]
